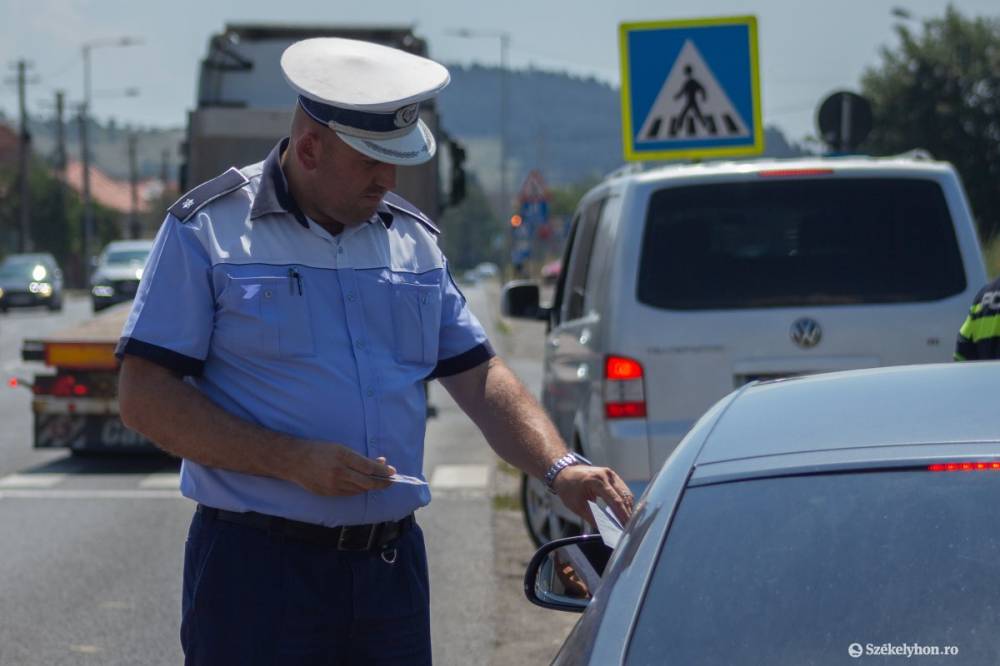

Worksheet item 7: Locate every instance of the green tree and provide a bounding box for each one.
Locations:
[0,156,127,285]
[861,7,1000,239]
[439,175,503,270]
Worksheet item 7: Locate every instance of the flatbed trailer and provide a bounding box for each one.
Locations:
[20,304,157,453]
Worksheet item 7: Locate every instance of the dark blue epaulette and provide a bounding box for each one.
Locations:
[168,167,249,222]
[383,192,441,235]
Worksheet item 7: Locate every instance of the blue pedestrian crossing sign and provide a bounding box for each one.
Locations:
[619,16,763,161]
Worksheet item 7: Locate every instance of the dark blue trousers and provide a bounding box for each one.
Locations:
[181,509,432,665]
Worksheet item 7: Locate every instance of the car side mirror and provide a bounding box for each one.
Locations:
[523,534,611,613]
[501,281,549,321]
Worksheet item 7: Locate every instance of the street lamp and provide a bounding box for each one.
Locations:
[447,28,511,267]
[80,36,142,284]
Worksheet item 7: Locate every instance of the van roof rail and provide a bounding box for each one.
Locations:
[891,148,934,161]
[603,162,644,181]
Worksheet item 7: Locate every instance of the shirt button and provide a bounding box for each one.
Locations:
[338,247,344,254]
[366,387,375,397]
[355,340,365,349]
[369,437,376,445]
[263,290,272,299]
[346,293,355,302]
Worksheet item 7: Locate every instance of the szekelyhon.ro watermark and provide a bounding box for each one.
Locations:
[848,642,960,659]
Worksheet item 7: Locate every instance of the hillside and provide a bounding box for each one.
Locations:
[6,64,808,187]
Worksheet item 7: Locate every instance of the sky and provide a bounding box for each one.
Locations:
[0,0,997,144]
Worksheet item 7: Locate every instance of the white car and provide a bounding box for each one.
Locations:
[503,154,987,544]
[90,240,156,312]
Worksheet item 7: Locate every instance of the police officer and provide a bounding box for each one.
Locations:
[955,276,1000,360]
[116,38,632,665]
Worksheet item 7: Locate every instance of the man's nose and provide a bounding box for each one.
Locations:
[375,162,397,191]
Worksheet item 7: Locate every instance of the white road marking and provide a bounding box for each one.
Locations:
[430,464,490,489]
[0,489,183,499]
[0,473,67,488]
[139,473,181,489]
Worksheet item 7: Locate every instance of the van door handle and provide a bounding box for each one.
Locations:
[547,338,560,348]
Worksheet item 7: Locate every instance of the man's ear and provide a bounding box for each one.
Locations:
[294,131,322,171]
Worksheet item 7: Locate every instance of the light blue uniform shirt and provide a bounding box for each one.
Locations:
[117,139,494,526]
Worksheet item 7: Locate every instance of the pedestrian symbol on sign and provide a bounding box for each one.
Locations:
[638,40,749,142]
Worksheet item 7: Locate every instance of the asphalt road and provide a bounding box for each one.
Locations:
[0,286,573,665]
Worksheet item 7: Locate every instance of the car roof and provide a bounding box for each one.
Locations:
[104,240,155,251]
[603,154,954,188]
[3,252,57,264]
[694,362,1000,470]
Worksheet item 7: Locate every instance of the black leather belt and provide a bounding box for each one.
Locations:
[196,504,413,551]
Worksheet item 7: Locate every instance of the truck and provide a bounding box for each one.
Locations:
[14,24,457,454]
[19,304,155,452]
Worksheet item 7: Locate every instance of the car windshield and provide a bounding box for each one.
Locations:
[105,250,150,266]
[0,259,48,280]
[637,178,966,309]
[626,470,1000,665]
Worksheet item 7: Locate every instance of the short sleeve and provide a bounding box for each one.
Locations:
[115,216,214,376]
[429,262,495,378]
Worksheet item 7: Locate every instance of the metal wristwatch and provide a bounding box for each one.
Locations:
[543,452,591,494]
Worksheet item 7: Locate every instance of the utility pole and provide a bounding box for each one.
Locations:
[127,132,139,239]
[77,104,93,275]
[14,59,35,252]
[53,91,67,172]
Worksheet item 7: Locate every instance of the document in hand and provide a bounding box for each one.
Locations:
[370,473,428,486]
[587,500,624,548]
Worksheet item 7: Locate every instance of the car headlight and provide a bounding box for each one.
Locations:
[29,282,52,296]
[92,285,115,298]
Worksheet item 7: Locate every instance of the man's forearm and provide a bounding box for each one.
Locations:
[118,355,305,481]
[440,357,568,479]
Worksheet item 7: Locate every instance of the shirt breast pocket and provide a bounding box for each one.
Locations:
[391,282,442,366]
[216,275,315,358]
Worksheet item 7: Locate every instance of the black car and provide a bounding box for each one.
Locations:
[0,253,64,312]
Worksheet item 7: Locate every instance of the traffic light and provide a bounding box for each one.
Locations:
[510,214,522,228]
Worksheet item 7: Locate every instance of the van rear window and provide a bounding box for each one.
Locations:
[637,178,966,310]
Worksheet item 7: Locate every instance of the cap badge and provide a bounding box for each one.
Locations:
[394,104,419,128]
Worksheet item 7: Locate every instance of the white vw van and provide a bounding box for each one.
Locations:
[503,155,987,544]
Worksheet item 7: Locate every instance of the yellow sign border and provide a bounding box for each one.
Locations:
[618,15,763,162]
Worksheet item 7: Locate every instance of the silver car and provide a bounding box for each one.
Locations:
[90,240,155,312]
[526,362,1000,665]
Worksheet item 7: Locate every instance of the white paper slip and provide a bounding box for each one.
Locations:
[587,500,624,549]
[371,473,428,486]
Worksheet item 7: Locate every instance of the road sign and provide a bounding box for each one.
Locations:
[619,16,763,161]
[817,91,873,152]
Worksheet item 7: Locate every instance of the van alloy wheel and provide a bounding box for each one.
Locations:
[521,473,581,547]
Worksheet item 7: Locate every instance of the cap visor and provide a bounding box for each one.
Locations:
[337,119,436,166]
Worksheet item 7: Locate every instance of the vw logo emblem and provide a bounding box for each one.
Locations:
[791,318,822,349]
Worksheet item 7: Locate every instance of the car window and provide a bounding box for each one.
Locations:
[105,249,151,265]
[563,198,607,322]
[626,470,1000,665]
[549,213,580,330]
[0,258,52,279]
[636,178,966,309]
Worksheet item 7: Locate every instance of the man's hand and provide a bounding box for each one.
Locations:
[552,464,635,526]
[291,442,397,496]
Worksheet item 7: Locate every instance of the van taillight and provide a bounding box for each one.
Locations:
[604,355,646,419]
[758,168,834,177]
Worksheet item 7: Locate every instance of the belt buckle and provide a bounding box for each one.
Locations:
[337,523,377,551]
